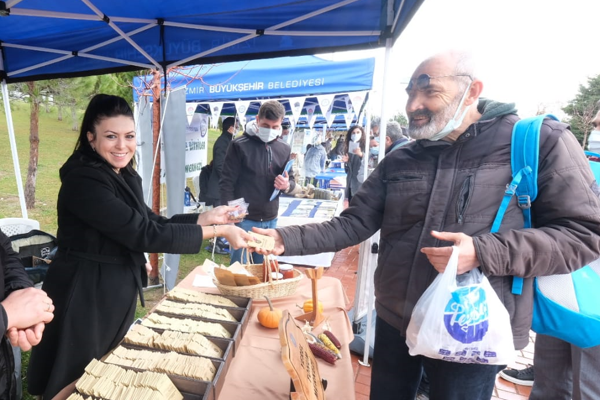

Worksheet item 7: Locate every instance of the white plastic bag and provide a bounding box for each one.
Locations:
[406,247,514,365]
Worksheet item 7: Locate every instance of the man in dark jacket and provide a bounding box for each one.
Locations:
[221,100,295,264]
[252,50,600,400]
[0,231,54,399]
[204,117,237,206]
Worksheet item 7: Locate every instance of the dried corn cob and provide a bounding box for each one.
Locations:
[308,342,337,364]
[322,330,341,349]
[319,333,342,359]
[306,332,324,345]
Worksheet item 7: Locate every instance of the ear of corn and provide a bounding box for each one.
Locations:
[318,333,342,359]
[308,342,337,364]
[322,330,341,349]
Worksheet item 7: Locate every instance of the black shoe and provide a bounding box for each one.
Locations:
[499,365,534,386]
[204,244,229,256]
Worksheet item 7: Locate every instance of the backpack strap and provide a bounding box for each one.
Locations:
[491,114,559,295]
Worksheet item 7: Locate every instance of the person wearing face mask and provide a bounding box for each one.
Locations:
[204,117,238,207]
[342,125,366,202]
[303,134,327,185]
[250,50,600,400]
[221,100,296,265]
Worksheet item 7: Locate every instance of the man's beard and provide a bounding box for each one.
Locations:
[407,94,461,140]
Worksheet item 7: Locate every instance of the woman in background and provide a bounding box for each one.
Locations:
[28,94,250,399]
[343,125,366,202]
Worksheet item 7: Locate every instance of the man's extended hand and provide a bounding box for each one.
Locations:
[274,171,290,191]
[7,322,45,351]
[250,228,285,256]
[420,231,479,274]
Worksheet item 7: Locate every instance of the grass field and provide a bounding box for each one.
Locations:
[0,99,230,398]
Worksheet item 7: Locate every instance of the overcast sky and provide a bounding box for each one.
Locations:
[324,0,600,119]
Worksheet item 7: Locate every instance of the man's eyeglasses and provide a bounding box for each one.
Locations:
[406,73,473,92]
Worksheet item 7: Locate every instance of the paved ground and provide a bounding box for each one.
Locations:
[311,244,535,400]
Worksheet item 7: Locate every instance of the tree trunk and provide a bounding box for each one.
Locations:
[149,70,162,285]
[25,81,40,210]
[71,105,78,131]
[58,105,63,121]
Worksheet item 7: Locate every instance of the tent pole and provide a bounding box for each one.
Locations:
[377,38,393,163]
[149,69,162,285]
[1,80,28,218]
[360,6,395,365]
[1,49,28,218]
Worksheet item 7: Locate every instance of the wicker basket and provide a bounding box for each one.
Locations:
[213,264,303,299]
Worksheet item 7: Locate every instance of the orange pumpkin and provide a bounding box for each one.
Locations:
[257,296,282,328]
[302,299,324,313]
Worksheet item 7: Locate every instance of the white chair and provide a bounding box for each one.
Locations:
[0,218,40,237]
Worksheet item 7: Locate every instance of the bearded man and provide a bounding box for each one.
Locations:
[251,50,600,399]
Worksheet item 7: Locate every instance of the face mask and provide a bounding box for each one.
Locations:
[370,147,379,156]
[257,126,280,143]
[351,132,362,142]
[428,82,473,141]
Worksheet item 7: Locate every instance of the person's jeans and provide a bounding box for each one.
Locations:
[370,316,504,400]
[229,218,278,265]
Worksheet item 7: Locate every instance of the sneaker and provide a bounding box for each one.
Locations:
[499,365,534,386]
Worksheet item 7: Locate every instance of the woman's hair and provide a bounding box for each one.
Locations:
[75,94,134,153]
[345,125,366,154]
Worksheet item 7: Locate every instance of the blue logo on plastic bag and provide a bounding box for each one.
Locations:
[443,286,489,344]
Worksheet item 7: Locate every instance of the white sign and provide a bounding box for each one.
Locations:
[185,113,209,179]
[209,102,224,129]
[344,112,355,129]
[234,100,251,127]
[316,94,335,116]
[348,91,367,115]
[185,102,197,125]
[288,96,306,124]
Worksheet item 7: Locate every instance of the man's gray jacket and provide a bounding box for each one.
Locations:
[278,100,600,349]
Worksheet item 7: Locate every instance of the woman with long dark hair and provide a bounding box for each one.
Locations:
[27,94,250,399]
[343,125,366,201]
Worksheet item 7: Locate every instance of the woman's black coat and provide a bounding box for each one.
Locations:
[27,148,204,399]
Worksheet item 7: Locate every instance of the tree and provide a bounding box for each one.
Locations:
[392,112,408,127]
[24,81,41,209]
[563,74,600,147]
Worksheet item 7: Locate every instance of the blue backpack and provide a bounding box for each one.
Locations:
[491,114,600,348]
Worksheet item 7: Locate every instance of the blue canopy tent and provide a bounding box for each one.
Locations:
[1,0,423,216]
[1,0,424,361]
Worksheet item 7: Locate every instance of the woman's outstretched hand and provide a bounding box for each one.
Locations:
[220,225,253,250]
[197,205,244,225]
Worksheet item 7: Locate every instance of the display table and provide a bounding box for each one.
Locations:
[179,267,356,400]
[277,197,344,267]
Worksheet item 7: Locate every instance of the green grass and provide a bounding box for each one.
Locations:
[0,100,227,399]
